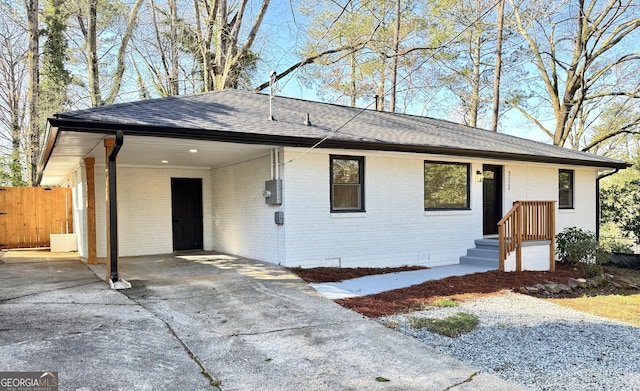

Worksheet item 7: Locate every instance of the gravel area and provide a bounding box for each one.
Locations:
[379,291,640,391]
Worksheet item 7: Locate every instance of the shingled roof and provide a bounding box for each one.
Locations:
[48,89,627,169]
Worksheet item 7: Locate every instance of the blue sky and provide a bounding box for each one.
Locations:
[250,1,555,145]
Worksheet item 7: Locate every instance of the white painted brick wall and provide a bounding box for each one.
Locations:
[281,149,484,268]
[503,163,598,233]
[71,147,603,268]
[281,150,602,268]
[70,166,88,258]
[210,153,284,263]
[557,168,598,233]
[92,164,212,257]
[504,243,552,272]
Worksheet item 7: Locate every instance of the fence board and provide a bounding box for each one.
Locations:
[0,187,73,249]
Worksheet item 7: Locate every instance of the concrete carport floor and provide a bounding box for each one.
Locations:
[0,251,526,391]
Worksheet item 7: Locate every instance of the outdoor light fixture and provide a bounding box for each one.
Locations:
[475,170,484,182]
[189,149,198,153]
[161,160,168,164]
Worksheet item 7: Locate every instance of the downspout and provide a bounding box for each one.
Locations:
[596,169,619,241]
[109,131,123,283]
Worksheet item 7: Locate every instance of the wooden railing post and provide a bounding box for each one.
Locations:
[516,203,523,272]
[498,200,556,273]
[498,224,505,271]
[549,201,556,272]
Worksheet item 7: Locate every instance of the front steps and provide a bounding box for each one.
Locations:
[460,238,500,269]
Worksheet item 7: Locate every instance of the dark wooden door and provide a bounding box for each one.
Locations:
[171,178,203,251]
[482,165,502,235]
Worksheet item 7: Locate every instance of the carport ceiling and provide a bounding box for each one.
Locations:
[41,131,274,187]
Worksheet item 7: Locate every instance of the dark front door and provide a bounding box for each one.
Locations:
[171,178,203,251]
[482,165,502,235]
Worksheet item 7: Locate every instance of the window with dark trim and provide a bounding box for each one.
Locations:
[331,155,365,212]
[424,161,470,210]
[559,169,574,209]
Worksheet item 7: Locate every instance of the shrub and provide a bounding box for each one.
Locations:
[601,238,634,254]
[556,227,610,277]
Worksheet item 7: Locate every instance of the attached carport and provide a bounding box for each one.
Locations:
[37,121,276,288]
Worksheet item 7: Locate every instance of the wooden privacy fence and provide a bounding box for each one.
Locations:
[0,187,73,249]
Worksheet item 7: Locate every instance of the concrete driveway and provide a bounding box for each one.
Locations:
[0,251,526,391]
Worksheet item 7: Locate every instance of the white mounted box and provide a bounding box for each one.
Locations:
[50,234,78,252]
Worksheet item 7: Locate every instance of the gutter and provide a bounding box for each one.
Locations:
[35,122,60,186]
[45,117,630,170]
[596,168,620,240]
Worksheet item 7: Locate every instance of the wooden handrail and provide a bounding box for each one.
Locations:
[497,201,556,272]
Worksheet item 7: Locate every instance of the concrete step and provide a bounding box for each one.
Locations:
[459,238,501,269]
[459,256,500,268]
[466,247,499,260]
[474,238,500,249]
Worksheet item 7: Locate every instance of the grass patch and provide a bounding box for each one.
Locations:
[408,312,479,337]
[432,297,460,308]
[547,293,640,326]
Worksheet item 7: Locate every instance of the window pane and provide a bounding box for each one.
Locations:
[559,171,571,189]
[331,156,364,212]
[559,189,572,208]
[559,170,574,208]
[333,184,360,209]
[333,159,359,184]
[424,162,469,209]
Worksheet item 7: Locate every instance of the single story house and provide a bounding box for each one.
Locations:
[37,90,627,280]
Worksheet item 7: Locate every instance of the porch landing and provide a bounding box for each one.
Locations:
[310,263,496,300]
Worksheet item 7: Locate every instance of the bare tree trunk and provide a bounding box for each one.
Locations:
[214,0,228,89]
[350,52,356,107]
[103,0,144,105]
[25,0,39,185]
[86,0,101,106]
[193,0,215,91]
[389,0,400,113]
[377,53,386,111]
[169,0,179,95]
[148,0,170,96]
[491,0,504,132]
[508,0,640,147]
[0,17,28,185]
[469,29,482,127]
[217,0,270,89]
[82,0,142,106]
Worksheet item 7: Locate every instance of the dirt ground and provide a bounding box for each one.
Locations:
[289,263,640,317]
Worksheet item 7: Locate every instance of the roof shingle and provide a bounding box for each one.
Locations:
[53,89,626,168]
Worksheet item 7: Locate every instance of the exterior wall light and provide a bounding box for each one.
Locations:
[475,170,484,182]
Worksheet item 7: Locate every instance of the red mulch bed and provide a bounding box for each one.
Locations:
[287,265,428,283]
[290,263,585,318]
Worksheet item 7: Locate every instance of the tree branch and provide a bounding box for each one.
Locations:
[504,99,554,139]
[582,124,640,152]
[252,41,368,92]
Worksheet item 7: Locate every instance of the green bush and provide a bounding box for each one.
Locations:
[601,238,634,254]
[556,227,610,277]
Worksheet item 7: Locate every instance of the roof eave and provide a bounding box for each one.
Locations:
[44,117,630,172]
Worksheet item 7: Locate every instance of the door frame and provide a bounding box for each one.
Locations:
[482,164,503,236]
[171,177,204,251]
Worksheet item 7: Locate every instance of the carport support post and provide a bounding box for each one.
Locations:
[84,157,98,264]
[104,138,118,282]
